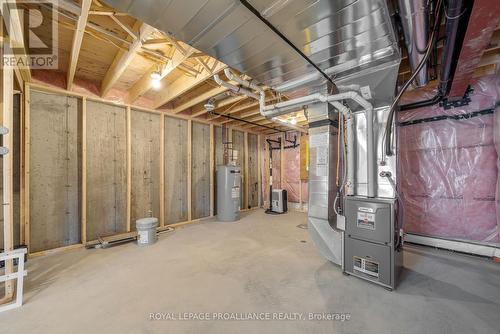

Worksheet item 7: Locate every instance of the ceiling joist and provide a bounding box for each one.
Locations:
[101,23,155,97]
[67,0,92,90]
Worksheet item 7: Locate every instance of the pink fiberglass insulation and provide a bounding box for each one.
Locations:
[398,75,499,244]
[261,132,307,205]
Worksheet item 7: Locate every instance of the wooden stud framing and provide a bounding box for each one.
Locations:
[187,119,192,221]
[126,105,132,231]
[209,124,215,217]
[257,134,262,207]
[160,113,165,227]
[22,83,30,252]
[101,23,155,97]
[244,132,249,210]
[81,97,87,244]
[1,50,15,300]
[67,0,92,90]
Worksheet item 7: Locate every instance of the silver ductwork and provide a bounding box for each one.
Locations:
[398,0,429,87]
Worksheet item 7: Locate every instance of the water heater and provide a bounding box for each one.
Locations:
[216,165,241,222]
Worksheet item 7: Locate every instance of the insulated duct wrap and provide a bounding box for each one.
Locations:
[399,75,499,244]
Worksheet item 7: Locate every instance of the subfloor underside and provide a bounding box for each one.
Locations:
[1,209,499,333]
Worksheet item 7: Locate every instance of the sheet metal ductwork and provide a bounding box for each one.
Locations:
[104,0,399,104]
[397,0,429,87]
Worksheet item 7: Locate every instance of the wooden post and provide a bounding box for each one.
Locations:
[1,48,15,299]
[19,90,24,245]
[81,97,87,244]
[126,106,131,231]
[209,124,214,217]
[187,119,192,221]
[244,132,249,210]
[257,134,262,207]
[23,83,30,252]
[159,113,165,227]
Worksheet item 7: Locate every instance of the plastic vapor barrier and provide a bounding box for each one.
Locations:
[398,75,499,245]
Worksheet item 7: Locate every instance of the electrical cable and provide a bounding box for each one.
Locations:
[384,0,443,156]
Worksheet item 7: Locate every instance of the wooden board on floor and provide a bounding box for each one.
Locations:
[191,122,210,219]
[28,91,81,252]
[164,116,188,224]
[130,109,161,229]
[86,100,127,240]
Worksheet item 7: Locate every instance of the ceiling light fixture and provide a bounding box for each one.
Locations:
[151,68,162,90]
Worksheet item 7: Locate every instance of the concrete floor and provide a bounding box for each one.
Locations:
[1,209,499,333]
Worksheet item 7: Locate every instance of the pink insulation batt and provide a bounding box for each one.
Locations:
[398,75,499,244]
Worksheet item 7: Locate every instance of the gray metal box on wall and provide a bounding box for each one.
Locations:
[344,197,402,289]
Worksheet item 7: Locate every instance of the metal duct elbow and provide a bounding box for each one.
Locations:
[398,0,429,87]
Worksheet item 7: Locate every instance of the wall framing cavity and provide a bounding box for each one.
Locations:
[28,91,81,253]
[130,109,161,229]
[191,122,211,219]
[86,100,127,241]
[164,116,188,224]
[18,83,262,255]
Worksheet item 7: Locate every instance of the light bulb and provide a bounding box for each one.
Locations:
[151,78,161,89]
[150,71,161,80]
[290,117,297,125]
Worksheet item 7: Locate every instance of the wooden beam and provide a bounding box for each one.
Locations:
[244,132,249,210]
[173,86,228,114]
[193,95,247,118]
[153,59,226,109]
[257,134,262,207]
[1,5,31,82]
[81,97,87,244]
[187,119,192,221]
[67,0,92,90]
[209,124,214,217]
[22,83,30,251]
[1,46,15,299]
[159,113,165,227]
[126,106,131,231]
[101,23,155,97]
[128,43,195,103]
[110,15,137,40]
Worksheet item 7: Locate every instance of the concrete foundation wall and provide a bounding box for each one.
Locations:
[86,101,127,241]
[164,116,188,224]
[29,91,81,252]
[191,122,210,219]
[131,110,161,229]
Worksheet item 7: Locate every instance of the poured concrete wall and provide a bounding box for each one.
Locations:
[29,91,81,252]
[164,116,188,224]
[0,94,21,250]
[232,130,245,207]
[248,133,259,208]
[86,101,127,240]
[131,110,161,229]
[191,122,210,219]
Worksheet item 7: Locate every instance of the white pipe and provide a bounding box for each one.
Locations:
[213,74,260,100]
[346,113,355,196]
[213,71,376,196]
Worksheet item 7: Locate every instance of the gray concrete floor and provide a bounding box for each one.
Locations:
[1,209,499,333]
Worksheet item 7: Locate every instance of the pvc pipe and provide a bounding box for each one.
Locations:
[213,74,260,100]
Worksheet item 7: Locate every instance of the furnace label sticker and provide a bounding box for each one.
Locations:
[357,211,375,230]
[316,146,328,165]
